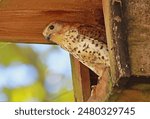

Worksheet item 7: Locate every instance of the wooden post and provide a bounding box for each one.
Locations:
[103,0,150,77]
[102,0,150,102]
[102,0,131,83]
[70,55,91,102]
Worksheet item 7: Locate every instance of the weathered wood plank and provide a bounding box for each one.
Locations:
[124,0,150,76]
[0,0,104,44]
[102,0,131,83]
[102,0,150,102]
[0,0,102,10]
[70,55,91,102]
[103,0,150,76]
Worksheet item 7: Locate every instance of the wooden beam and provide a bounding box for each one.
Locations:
[102,0,131,102]
[102,0,131,82]
[0,0,104,44]
[70,55,91,102]
[102,0,150,101]
[103,0,150,77]
[109,77,150,102]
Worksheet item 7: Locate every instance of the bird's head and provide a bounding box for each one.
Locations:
[43,21,72,45]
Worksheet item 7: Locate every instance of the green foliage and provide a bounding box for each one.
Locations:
[3,82,46,102]
[48,89,74,102]
[0,42,74,102]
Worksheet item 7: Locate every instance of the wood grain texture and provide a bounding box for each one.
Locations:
[103,0,150,76]
[102,0,131,82]
[102,0,150,101]
[70,55,91,102]
[0,0,104,44]
[124,0,150,76]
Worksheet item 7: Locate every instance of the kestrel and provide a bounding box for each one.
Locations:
[43,21,112,101]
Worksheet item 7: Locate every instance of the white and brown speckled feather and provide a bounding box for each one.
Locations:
[43,22,110,76]
[61,25,110,76]
[78,24,107,44]
[43,21,112,102]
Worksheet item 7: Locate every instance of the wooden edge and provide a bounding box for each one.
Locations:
[0,39,55,44]
[70,55,91,102]
[0,0,103,44]
[102,0,131,83]
[109,76,150,102]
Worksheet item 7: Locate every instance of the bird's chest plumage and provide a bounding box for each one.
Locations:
[61,28,110,75]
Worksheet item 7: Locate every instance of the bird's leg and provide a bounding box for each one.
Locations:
[90,85,97,97]
[89,73,102,97]
[88,67,112,102]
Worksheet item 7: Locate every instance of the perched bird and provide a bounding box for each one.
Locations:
[43,21,112,101]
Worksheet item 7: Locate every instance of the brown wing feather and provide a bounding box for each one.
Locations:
[77,24,107,44]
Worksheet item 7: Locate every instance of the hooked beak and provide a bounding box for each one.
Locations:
[44,35,51,41]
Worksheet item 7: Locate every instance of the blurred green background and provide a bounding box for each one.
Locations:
[0,42,74,102]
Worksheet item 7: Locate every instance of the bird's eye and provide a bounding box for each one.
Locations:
[49,25,54,30]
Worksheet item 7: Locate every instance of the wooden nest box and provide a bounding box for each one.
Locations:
[0,0,150,101]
